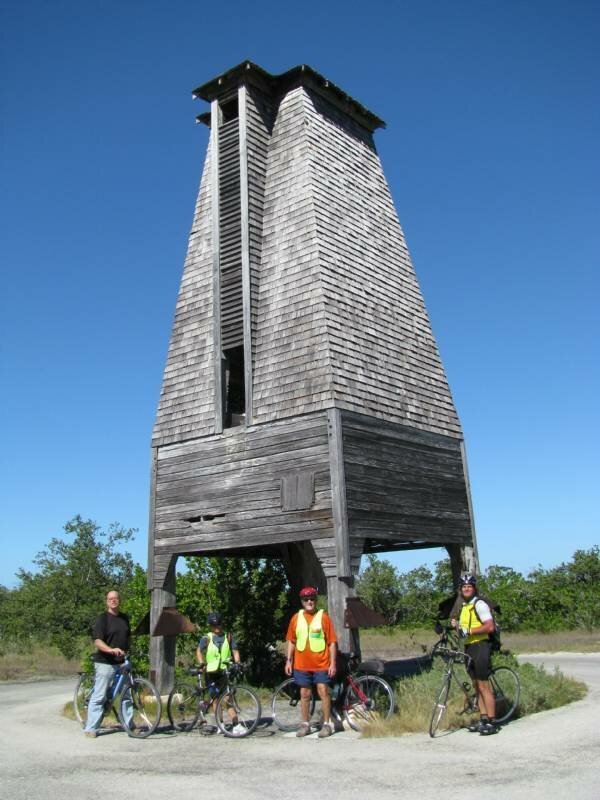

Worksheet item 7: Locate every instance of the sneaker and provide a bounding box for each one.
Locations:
[296,722,311,738]
[84,731,97,738]
[317,722,333,739]
[467,719,484,733]
[232,723,247,737]
[480,720,499,736]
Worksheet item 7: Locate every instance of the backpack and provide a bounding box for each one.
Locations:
[472,595,502,652]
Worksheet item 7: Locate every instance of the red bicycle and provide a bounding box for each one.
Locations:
[271,652,395,732]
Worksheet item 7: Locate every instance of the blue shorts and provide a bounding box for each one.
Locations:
[293,669,331,687]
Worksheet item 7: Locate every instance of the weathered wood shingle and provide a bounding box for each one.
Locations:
[304,90,462,438]
[152,146,215,446]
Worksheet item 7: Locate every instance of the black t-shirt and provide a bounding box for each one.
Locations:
[92,611,130,664]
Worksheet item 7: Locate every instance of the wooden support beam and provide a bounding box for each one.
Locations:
[327,408,351,578]
[326,575,360,655]
[459,439,480,573]
[149,555,177,693]
[146,446,157,591]
[211,99,223,435]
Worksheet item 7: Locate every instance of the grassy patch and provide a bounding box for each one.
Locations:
[361,654,587,738]
[515,661,587,713]
[0,644,80,682]
[359,627,600,658]
[360,627,437,658]
[502,629,600,653]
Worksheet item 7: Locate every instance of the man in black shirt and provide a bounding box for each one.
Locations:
[83,590,131,737]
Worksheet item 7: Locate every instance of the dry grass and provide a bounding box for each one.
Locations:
[501,629,600,653]
[0,645,80,682]
[359,627,600,658]
[360,627,437,659]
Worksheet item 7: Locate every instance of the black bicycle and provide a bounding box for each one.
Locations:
[271,652,395,733]
[73,657,162,738]
[429,625,520,737]
[167,662,261,738]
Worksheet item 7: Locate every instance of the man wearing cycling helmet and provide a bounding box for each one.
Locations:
[451,574,498,735]
[285,587,338,738]
[197,611,244,735]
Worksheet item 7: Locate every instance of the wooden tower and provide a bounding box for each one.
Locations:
[148,62,478,688]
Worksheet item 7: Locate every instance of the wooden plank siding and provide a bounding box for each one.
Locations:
[341,410,473,550]
[151,413,337,579]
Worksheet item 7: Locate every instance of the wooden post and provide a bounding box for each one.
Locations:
[149,555,177,693]
[210,98,223,435]
[326,576,360,655]
[327,409,350,579]
[279,541,326,598]
[460,440,480,574]
[446,542,478,582]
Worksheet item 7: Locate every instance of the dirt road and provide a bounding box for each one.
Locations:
[1,653,598,800]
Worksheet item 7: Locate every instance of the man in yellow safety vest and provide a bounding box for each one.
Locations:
[285,586,338,738]
[451,574,499,735]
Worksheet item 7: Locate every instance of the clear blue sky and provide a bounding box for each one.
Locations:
[1,1,598,588]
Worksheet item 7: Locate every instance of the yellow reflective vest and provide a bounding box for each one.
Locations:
[295,609,326,652]
[459,599,490,645]
[205,632,232,671]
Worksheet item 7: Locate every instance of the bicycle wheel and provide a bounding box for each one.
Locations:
[490,666,520,724]
[73,672,94,728]
[215,685,261,738]
[343,675,395,732]
[119,677,162,739]
[167,682,200,732]
[429,674,451,738]
[271,678,317,732]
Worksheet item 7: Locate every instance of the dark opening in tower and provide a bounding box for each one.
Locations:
[222,345,245,428]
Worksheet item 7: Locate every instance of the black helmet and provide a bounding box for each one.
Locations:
[458,573,477,587]
[207,611,223,627]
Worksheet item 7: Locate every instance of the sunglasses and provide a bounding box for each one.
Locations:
[301,596,317,602]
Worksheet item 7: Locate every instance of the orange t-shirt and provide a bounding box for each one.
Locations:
[286,610,337,672]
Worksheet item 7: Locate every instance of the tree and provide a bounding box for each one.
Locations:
[5,516,137,658]
[175,556,289,684]
[356,555,401,623]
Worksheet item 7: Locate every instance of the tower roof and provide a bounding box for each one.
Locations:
[192,60,386,133]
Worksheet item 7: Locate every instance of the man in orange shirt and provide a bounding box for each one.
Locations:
[285,586,338,738]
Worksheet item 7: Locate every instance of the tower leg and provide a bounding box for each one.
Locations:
[446,543,479,584]
[279,541,327,597]
[149,555,177,693]
[326,576,360,655]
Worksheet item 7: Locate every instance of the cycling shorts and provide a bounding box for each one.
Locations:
[465,640,492,681]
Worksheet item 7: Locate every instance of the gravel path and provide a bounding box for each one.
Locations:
[1,653,598,800]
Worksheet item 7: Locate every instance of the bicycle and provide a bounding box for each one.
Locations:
[429,624,520,737]
[73,656,162,739]
[271,652,395,733]
[167,662,261,738]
